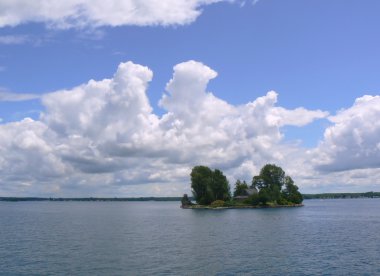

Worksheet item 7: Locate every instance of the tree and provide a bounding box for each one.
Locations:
[233,180,249,197]
[213,169,231,201]
[251,164,303,205]
[190,166,231,205]
[181,194,193,207]
[191,166,213,205]
[250,164,285,204]
[252,175,265,190]
[282,176,303,204]
[258,188,270,205]
[259,164,286,190]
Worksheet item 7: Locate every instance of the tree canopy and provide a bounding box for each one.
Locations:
[233,180,249,197]
[250,164,303,205]
[191,166,231,205]
[188,164,302,207]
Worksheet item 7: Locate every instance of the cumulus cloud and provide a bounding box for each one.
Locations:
[0,0,225,29]
[0,60,330,196]
[0,118,67,195]
[311,95,380,172]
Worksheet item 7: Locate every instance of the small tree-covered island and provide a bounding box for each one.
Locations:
[181,164,303,209]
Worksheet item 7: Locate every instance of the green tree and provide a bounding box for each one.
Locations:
[258,188,270,205]
[213,169,231,201]
[191,166,213,205]
[251,176,264,190]
[251,164,303,205]
[259,164,286,190]
[190,166,231,204]
[251,164,285,204]
[233,179,249,197]
[246,193,261,206]
[181,194,193,207]
[282,176,303,204]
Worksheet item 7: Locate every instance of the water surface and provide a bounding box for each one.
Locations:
[1,199,379,275]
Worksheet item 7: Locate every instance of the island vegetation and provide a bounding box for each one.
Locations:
[182,164,304,209]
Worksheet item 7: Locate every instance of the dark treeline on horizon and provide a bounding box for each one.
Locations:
[303,192,380,199]
[1,192,380,202]
[0,197,184,202]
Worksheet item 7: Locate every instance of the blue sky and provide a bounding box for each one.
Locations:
[0,0,380,196]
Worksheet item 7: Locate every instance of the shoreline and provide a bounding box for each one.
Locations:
[181,204,304,209]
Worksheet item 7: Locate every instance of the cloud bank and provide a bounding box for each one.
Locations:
[312,95,380,172]
[1,60,379,196]
[0,0,225,29]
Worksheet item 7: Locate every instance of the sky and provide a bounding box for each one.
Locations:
[0,0,380,197]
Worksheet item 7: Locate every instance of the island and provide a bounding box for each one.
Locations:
[181,164,303,209]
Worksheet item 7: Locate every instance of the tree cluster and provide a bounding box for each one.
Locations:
[180,193,193,207]
[190,166,231,205]
[249,164,303,205]
[233,180,249,197]
[190,164,302,206]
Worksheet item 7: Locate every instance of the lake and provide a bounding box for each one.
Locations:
[0,199,379,275]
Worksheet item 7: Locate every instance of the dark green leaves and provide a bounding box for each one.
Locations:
[233,180,249,197]
[251,164,303,205]
[191,166,231,205]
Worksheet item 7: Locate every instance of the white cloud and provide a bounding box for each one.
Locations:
[0,0,225,29]
[237,0,259,7]
[0,60,333,196]
[0,90,40,102]
[311,95,380,172]
[0,35,29,44]
[0,118,67,195]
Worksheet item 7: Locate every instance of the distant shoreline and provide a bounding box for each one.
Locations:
[302,191,380,199]
[0,192,379,202]
[0,197,182,202]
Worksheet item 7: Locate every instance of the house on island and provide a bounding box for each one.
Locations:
[234,187,258,201]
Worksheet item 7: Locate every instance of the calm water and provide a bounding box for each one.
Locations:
[0,199,379,275]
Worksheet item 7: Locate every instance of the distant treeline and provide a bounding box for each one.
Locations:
[0,197,185,202]
[1,192,380,202]
[302,192,380,199]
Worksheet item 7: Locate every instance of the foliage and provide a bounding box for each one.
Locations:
[210,200,226,208]
[191,166,231,205]
[181,194,193,207]
[245,193,261,206]
[191,166,213,205]
[213,169,231,202]
[189,164,302,207]
[282,176,303,204]
[251,176,264,190]
[250,164,303,206]
[233,179,249,197]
